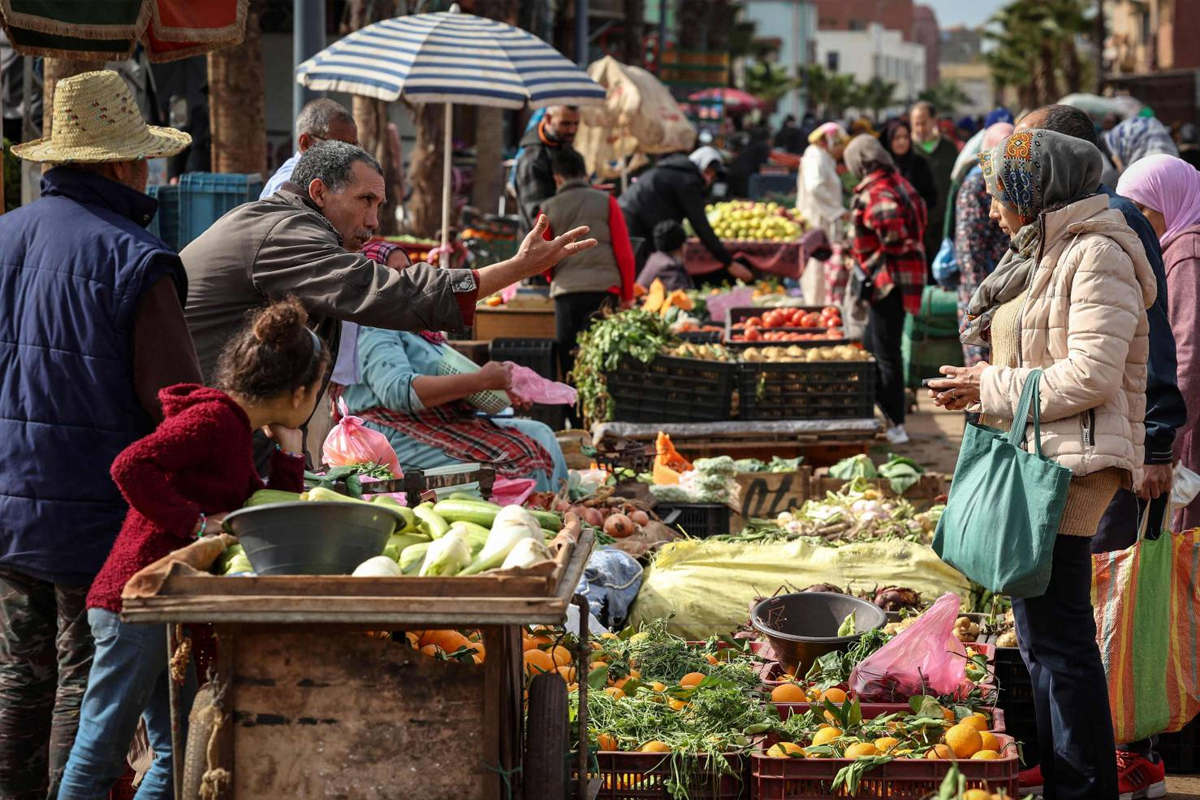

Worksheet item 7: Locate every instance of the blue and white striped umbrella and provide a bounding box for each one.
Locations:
[295,8,606,109]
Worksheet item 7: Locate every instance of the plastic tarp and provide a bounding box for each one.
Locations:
[575,55,697,180]
[628,539,972,640]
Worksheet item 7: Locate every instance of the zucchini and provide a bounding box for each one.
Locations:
[413,504,451,539]
[398,542,430,575]
[244,489,302,507]
[530,510,563,532]
[448,491,497,506]
[382,532,430,561]
[433,499,500,528]
[306,487,411,528]
[370,495,416,533]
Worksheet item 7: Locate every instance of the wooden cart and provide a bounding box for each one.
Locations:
[122,526,594,800]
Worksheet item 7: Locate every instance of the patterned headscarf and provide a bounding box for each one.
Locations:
[843,134,896,180]
[962,130,1103,346]
[1104,117,1179,168]
[1117,153,1200,250]
[808,121,850,149]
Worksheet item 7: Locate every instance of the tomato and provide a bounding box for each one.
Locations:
[822,306,840,317]
[798,312,820,328]
[787,308,804,324]
[746,316,764,327]
[744,326,762,341]
[828,328,844,338]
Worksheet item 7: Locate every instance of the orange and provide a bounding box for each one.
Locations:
[978,731,1000,752]
[604,687,626,700]
[810,728,841,747]
[649,681,667,692]
[819,687,848,704]
[524,648,556,675]
[667,698,687,711]
[551,645,572,667]
[770,683,806,703]
[419,644,442,658]
[523,634,551,652]
[925,744,955,760]
[596,733,618,751]
[614,676,634,691]
[944,724,983,758]
[873,737,900,753]
[628,669,641,679]
[766,742,805,758]
[421,630,470,653]
[640,740,671,753]
[970,750,1001,760]
[960,713,989,733]
[557,666,576,683]
[964,791,993,800]
[472,654,484,665]
[405,632,420,648]
[844,742,877,758]
[940,706,955,723]
[706,654,719,665]
[679,672,706,688]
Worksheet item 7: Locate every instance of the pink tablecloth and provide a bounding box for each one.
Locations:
[684,239,803,278]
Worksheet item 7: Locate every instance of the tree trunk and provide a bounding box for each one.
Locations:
[346,0,400,234]
[462,0,518,216]
[623,0,645,67]
[207,2,266,174]
[406,101,445,239]
[42,58,106,138]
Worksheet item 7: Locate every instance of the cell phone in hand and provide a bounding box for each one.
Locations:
[921,378,941,388]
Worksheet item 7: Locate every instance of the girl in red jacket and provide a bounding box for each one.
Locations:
[58,297,330,800]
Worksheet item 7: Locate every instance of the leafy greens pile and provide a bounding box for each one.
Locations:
[571,309,675,424]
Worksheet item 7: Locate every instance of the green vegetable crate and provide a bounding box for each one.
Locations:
[606,356,739,423]
[577,751,751,800]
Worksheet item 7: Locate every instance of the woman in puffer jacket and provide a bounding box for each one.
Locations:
[929,129,1157,800]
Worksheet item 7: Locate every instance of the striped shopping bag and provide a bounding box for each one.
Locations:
[1093,525,1200,744]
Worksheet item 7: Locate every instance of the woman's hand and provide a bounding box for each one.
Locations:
[477,361,514,392]
[262,424,304,456]
[927,362,989,411]
[508,393,533,410]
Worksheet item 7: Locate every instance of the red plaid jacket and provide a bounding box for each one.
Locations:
[850,169,928,314]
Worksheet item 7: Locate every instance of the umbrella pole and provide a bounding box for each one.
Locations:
[441,102,452,252]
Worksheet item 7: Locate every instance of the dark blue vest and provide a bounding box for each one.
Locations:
[0,168,183,584]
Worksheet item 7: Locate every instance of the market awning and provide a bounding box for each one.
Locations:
[0,0,248,63]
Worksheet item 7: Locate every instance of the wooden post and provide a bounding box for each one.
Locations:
[39,57,105,175]
[207,1,266,175]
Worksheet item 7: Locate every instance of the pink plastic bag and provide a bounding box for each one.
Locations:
[849,593,972,702]
[322,398,402,476]
[508,363,577,406]
[490,478,536,507]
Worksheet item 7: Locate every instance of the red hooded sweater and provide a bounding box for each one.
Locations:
[87,384,304,613]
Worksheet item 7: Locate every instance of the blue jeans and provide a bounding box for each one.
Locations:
[1012,536,1118,799]
[57,609,196,800]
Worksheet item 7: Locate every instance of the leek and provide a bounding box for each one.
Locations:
[419,529,472,577]
[459,522,535,576]
[500,538,552,571]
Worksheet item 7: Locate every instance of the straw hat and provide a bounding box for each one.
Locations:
[13,70,191,163]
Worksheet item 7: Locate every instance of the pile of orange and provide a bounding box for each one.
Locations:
[405,629,485,664]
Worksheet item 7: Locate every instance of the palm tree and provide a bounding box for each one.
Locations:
[985,0,1092,110]
[853,76,899,121]
[744,62,797,104]
[345,0,401,234]
[207,0,266,175]
[917,81,972,118]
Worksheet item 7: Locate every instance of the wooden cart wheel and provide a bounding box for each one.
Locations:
[524,672,570,800]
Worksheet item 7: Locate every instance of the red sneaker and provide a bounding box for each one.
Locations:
[1019,765,1044,797]
[1117,751,1167,800]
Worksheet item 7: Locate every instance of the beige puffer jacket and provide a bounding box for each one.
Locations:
[979,194,1156,482]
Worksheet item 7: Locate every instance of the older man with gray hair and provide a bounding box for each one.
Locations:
[261,98,359,199]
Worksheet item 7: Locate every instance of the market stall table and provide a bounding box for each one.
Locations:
[592,418,882,466]
[473,295,557,341]
[684,238,804,279]
[121,525,594,800]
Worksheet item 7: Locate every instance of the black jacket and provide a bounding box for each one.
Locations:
[515,126,569,232]
[618,154,730,265]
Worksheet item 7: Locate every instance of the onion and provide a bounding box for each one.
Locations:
[581,507,604,527]
[604,513,635,538]
[629,510,650,526]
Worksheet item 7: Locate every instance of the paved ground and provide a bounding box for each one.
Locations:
[878,401,1200,797]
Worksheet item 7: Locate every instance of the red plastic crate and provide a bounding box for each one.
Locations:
[581,751,751,800]
[751,733,1020,799]
[771,702,1007,734]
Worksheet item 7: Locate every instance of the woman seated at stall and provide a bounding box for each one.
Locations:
[341,325,569,492]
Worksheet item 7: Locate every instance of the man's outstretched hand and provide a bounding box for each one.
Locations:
[516,214,598,275]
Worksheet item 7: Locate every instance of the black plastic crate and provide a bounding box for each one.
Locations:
[491,337,557,379]
[725,338,853,351]
[1158,717,1200,774]
[993,646,1039,766]
[737,360,875,420]
[517,403,569,432]
[725,305,825,326]
[657,503,733,538]
[606,356,738,423]
[679,330,724,344]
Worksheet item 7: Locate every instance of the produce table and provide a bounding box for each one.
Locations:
[684,238,804,278]
[122,526,593,800]
[473,303,556,341]
[592,419,882,465]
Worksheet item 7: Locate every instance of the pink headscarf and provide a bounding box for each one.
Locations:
[981,122,1014,150]
[808,121,850,149]
[1117,154,1200,250]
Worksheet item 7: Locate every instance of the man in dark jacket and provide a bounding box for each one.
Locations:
[910,101,958,267]
[514,105,580,232]
[619,146,753,284]
[1016,103,1187,800]
[0,70,200,800]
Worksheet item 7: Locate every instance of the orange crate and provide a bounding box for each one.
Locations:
[582,751,750,800]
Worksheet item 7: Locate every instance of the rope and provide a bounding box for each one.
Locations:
[169,623,192,685]
[198,681,230,800]
[483,761,522,800]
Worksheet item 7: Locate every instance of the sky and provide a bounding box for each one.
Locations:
[923,0,1006,29]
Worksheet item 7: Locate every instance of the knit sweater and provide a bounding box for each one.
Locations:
[87,385,304,612]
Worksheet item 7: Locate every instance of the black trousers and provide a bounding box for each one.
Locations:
[866,288,906,426]
[555,291,616,380]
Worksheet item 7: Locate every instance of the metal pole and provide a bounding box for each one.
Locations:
[167,625,183,800]
[575,0,589,67]
[1095,0,1106,94]
[657,0,668,75]
[441,102,453,250]
[293,0,326,140]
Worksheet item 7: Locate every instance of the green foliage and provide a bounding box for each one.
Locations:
[985,0,1092,108]
[917,81,973,117]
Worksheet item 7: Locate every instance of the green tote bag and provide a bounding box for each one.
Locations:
[933,369,1072,598]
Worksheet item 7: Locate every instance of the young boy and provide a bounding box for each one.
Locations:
[636,219,695,292]
[541,148,636,379]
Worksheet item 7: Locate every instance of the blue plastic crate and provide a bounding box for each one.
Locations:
[147,185,180,251]
[177,172,263,248]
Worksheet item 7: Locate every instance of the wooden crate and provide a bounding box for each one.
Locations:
[731,468,812,531]
[474,306,556,340]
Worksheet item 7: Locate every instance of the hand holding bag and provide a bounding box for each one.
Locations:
[933,369,1072,597]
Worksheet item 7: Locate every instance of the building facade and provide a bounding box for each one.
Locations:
[815,23,927,110]
[743,0,818,124]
